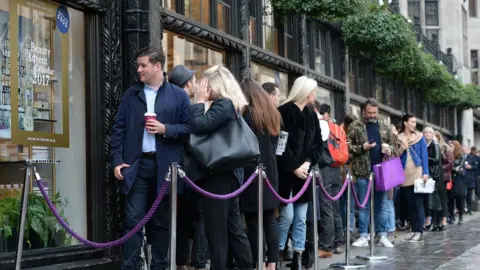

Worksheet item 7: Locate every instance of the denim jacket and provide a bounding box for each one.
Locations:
[400,137,430,176]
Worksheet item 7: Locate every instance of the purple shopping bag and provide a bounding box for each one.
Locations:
[373,157,405,191]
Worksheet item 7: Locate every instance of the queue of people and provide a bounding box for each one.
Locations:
[111,46,479,270]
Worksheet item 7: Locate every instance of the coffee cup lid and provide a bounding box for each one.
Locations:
[144,112,157,116]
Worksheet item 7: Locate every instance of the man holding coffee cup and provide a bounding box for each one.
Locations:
[111,47,190,270]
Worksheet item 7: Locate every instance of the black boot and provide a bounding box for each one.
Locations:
[291,251,302,270]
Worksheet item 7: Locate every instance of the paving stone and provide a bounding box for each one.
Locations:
[278,213,480,270]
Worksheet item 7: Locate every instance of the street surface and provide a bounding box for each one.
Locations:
[290,212,480,270]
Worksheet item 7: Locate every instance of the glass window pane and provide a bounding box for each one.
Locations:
[0,0,87,253]
[186,0,210,25]
[165,0,175,11]
[426,29,439,44]
[217,3,230,34]
[249,18,256,44]
[408,0,421,21]
[470,0,477,17]
[163,30,224,79]
[251,62,288,103]
[471,50,478,69]
[425,1,439,26]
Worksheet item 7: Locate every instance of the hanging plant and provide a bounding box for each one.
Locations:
[424,79,480,109]
[413,52,451,90]
[341,9,417,54]
[375,41,425,83]
[269,0,368,21]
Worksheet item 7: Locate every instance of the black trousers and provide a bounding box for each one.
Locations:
[244,210,280,265]
[467,188,475,212]
[449,197,465,218]
[200,172,253,270]
[176,189,208,268]
[122,158,170,270]
[318,166,344,251]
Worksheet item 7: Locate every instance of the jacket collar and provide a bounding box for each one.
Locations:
[133,73,167,92]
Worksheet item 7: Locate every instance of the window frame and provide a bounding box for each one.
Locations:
[471,50,478,69]
[425,0,439,26]
[470,0,478,17]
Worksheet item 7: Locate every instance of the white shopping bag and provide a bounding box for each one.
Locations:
[414,178,435,194]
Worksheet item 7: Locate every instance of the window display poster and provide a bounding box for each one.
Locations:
[8,0,70,147]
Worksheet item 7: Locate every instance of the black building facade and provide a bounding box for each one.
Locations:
[0,0,457,269]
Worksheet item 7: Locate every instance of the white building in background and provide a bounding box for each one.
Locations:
[395,0,476,147]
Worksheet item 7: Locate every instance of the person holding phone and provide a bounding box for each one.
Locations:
[347,98,395,248]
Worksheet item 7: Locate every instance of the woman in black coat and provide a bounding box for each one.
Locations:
[187,65,253,270]
[239,79,282,270]
[276,76,322,270]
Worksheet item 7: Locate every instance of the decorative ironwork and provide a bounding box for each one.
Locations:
[67,0,109,12]
[239,0,249,81]
[102,0,123,255]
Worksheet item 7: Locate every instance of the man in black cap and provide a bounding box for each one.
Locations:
[168,65,208,270]
[168,65,196,99]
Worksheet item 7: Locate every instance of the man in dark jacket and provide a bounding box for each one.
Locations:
[111,47,190,270]
[465,147,478,214]
[167,65,208,270]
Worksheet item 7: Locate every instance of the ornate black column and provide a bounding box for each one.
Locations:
[101,0,123,256]
[123,0,150,88]
[231,0,249,81]
[300,15,308,75]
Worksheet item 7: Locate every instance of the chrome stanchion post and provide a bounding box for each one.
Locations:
[257,165,264,269]
[312,167,319,269]
[331,171,365,269]
[357,173,387,262]
[169,164,178,270]
[14,162,32,270]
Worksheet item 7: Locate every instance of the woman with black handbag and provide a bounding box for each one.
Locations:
[187,65,257,270]
[276,76,322,270]
[239,79,282,270]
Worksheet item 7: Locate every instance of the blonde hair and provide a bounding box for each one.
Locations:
[282,76,318,105]
[203,65,248,111]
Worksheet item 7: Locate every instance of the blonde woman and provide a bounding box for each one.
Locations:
[187,65,252,270]
[277,76,322,269]
[422,127,443,231]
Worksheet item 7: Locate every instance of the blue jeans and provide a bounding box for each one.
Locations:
[340,189,355,232]
[278,202,309,251]
[374,190,393,237]
[350,178,390,237]
[122,158,170,270]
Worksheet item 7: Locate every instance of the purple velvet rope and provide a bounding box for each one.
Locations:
[317,173,349,201]
[35,179,169,248]
[263,174,312,204]
[180,170,258,200]
[351,179,372,208]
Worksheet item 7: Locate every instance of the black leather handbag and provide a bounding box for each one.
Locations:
[190,108,261,171]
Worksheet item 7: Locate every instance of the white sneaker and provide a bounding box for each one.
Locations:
[402,232,415,242]
[352,236,369,247]
[379,236,394,248]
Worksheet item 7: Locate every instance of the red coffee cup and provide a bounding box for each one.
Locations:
[144,112,157,131]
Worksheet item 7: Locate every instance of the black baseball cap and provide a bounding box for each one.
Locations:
[168,65,196,87]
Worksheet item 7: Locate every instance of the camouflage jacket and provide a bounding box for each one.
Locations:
[346,119,392,178]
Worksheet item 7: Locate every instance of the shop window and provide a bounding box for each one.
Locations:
[163,31,224,80]
[0,0,86,253]
[262,0,278,54]
[217,0,231,34]
[251,62,288,103]
[185,0,210,25]
[316,87,335,119]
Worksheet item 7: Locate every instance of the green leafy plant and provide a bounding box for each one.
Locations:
[342,8,416,54]
[269,0,368,21]
[0,192,70,249]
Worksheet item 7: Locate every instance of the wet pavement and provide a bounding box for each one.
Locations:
[294,213,480,270]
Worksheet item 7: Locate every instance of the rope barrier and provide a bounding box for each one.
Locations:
[351,178,372,209]
[316,172,349,201]
[33,163,373,250]
[35,179,169,248]
[178,168,258,200]
[263,172,313,204]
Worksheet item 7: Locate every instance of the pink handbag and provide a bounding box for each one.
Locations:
[373,157,405,191]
